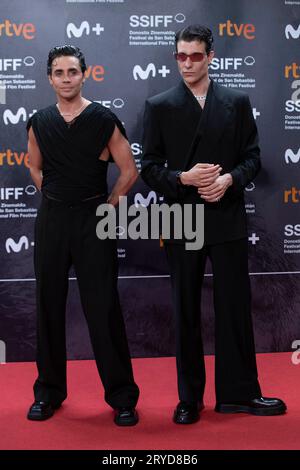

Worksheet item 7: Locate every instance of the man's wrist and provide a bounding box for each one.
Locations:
[225,173,233,187]
[176,170,188,186]
[176,170,184,186]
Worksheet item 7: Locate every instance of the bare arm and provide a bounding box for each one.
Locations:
[107,125,138,206]
[28,127,43,191]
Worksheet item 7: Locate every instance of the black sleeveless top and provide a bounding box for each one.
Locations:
[27,102,127,202]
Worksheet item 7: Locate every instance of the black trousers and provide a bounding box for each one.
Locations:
[165,239,261,404]
[33,195,139,408]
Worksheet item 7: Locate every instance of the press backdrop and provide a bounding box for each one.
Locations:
[0,0,299,362]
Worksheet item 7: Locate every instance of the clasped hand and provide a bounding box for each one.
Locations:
[180,163,232,203]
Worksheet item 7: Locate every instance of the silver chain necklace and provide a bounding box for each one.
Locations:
[194,94,207,101]
[57,101,86,117]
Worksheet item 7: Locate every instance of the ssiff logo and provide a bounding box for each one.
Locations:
[285,100,300,112]
[0,186,37,200]
[66,21,104,38]
[133,63,170,80]
[0,56,35,71]
[245,182,255,191]
[285,224,300,236]
[210,56,255,70]
[129,14,186,28]
[95,98,125,109]
[131,143,142,156]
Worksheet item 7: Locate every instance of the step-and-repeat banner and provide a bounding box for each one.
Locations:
[0,0,299,362]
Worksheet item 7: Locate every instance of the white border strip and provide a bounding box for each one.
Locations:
[0,271,300,282]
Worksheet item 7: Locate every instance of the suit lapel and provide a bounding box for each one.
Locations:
[186,80,234,168]
[173,80,202,129]
[175,81,206,170]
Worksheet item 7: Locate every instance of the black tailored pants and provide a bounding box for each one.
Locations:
[165,238,261,404]
[33,195,139,408]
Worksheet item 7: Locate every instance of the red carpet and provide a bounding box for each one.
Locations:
[0,353,298,450]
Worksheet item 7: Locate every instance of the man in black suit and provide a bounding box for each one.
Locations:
[141,25,286,424]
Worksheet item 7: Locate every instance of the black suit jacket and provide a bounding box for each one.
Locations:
[141,79,261,245]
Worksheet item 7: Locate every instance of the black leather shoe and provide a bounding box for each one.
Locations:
[215,397,287,416]
[27,401,61,421]
[114,407,139,426]
[173,401,204,424]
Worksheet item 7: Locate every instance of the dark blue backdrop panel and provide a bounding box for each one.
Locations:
[0,0,299,361]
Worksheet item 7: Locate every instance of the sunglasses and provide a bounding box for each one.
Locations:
[173,52,207,62]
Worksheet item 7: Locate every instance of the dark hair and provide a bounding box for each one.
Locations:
[175,24,214,54]
[47,45,87,75]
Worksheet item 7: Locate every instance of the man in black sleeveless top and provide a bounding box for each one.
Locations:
[26,45,139,426]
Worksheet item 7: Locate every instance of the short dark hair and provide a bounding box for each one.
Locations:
[47,45,87,75]
[175,24,214,54]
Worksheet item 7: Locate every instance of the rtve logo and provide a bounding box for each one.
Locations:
[0,149,29,168]
[284,187,300,203]
[285,24,300,39]
[0,56,35,72]
[133,63,170,80]
[66,21,104,38]
[129,14,186,28]
[285,224,300,236]
[2,107,36,125]
[210,56,255,70]
[5,235,34,254]
[0,19,35,39]
[0,186,37,201]
[218,20,255,40]
[284,62,300,78]
[85,65,105,82]
[285,148,300,164]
